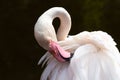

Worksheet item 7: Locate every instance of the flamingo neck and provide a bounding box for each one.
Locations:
[42,7,71,41]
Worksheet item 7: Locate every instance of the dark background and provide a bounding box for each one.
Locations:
[1,0,120,80]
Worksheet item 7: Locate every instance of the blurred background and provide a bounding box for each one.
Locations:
[1,0,120,80]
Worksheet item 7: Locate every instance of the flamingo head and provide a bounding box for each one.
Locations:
[48,40,72,62]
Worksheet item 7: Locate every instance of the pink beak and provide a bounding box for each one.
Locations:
[48,40,72,62]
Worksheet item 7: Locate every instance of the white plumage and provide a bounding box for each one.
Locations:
[34,7,120,80]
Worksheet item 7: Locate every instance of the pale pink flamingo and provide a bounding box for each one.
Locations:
[34,7,120,80]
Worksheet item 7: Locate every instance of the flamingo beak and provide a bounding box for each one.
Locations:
[48,40,72,62]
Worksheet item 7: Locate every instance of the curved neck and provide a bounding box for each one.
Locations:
[34,7,71,50]
[43,7,71,41]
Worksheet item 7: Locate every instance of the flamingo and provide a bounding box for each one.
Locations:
[34,7,120,80]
